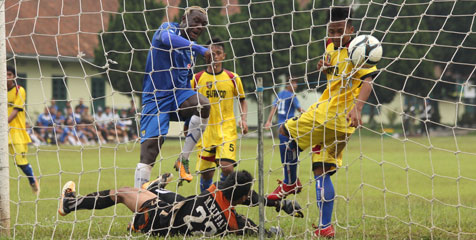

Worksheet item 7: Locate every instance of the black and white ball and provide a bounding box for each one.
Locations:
[348,35,383,67]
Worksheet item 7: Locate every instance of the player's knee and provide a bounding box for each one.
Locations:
[312,162,335,176]
[222,166,234,176]
[279,125,289,137]
[139,138,161,165]
[220,161,235,176]
[201,170,214,180]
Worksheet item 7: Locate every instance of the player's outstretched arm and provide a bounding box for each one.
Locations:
[242,190,304,218]
[265,106,277,129]
[158,30,208,56]
[347,76,374,127]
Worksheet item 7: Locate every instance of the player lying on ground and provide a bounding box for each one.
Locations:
[135,6,212,188]
[7,65,40,195]
[59,170,303,237]
[267,6,378,238]
[189,37,248,192]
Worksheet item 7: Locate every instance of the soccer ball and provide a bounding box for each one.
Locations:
[348,35,383,67]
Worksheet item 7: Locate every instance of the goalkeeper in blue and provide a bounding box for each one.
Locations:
[135,6,212,188]
[267,7,378,238]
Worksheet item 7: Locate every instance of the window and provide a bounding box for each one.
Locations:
[52,75,68,112]
[91,77,105,111]
[17,73,27,90]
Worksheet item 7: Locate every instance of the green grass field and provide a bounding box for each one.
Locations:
[7,131,476,239]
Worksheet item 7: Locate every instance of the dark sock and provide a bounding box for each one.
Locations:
[18,164,36,185]
[67,190,116,212]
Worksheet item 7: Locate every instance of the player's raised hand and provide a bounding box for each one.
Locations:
[276,199,304,218]
[347,106,362,128]
[317,57,331,71]
[239,120,248,134]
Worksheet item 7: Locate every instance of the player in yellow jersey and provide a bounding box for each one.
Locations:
[7,65,40,195]
[190,38,248,192]
[267,7,378,238]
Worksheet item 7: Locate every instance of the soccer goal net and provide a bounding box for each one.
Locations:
[1,0,475,239]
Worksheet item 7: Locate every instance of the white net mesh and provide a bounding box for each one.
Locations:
[3,0,476,239]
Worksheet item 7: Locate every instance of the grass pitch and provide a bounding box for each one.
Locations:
[7,130,476,239]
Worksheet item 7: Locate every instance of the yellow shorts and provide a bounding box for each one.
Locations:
[9,144,29,166]
[285,112,348,168]
[196,141,236,172]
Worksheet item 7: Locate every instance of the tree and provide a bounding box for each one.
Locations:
[94,0,165,99]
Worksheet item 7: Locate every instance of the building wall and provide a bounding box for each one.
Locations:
[14,58,135,122]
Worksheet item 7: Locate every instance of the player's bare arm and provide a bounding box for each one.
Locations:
[239,98,248,134]
[8,109,19,123]
[347,76,373,127]
[317,57,331,71]
[265,106,277,129]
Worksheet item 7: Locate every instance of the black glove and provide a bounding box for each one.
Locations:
[276,199,304,218]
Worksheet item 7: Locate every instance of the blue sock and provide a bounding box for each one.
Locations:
[279,134,298,184]
[220,172,227,182]
[315,174,335,227]
[19,164,36,185]
[200,177,213,192]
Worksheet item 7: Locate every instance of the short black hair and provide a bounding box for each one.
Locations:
[7,65,16,76]
[327,6,352,24]
[206,37,225,51]
[219,170,253,202]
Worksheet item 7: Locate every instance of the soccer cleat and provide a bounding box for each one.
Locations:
[267,179,303,201]
[141,173,174,193]
[174,159,193,183]
[313,224,335,238]
[58,181,76,216]
[30,178,40,195]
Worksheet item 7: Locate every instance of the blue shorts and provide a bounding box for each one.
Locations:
[140,90,197,143]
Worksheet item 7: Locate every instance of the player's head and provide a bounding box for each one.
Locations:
[286,77,298,92]
[220,170,253,205]
[180,6,207,41]
[7,65,16,89]
[327,6,354,48]
[206,37,226,66]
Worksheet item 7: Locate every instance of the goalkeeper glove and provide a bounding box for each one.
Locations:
[276,199,304,218]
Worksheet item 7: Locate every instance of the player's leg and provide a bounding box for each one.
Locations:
[312,128,347,238]
[196,146,217,192]
[278,128,299,185]
[10,144,39,194]
[135,102,169,188]
[175,92,210,182]
[59,181,156,216]
[216,141,237,182]
[135,137,164,188]
[267,123,303,201]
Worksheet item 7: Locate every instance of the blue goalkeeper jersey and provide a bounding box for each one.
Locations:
[142,22,196,104]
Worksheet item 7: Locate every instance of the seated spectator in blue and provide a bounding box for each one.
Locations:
[60,118,87,146]
[50,100,58,112]
[77,98,86,113]
[53,110,65,140]
[73,106,82,124]
[37,107,54,127]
